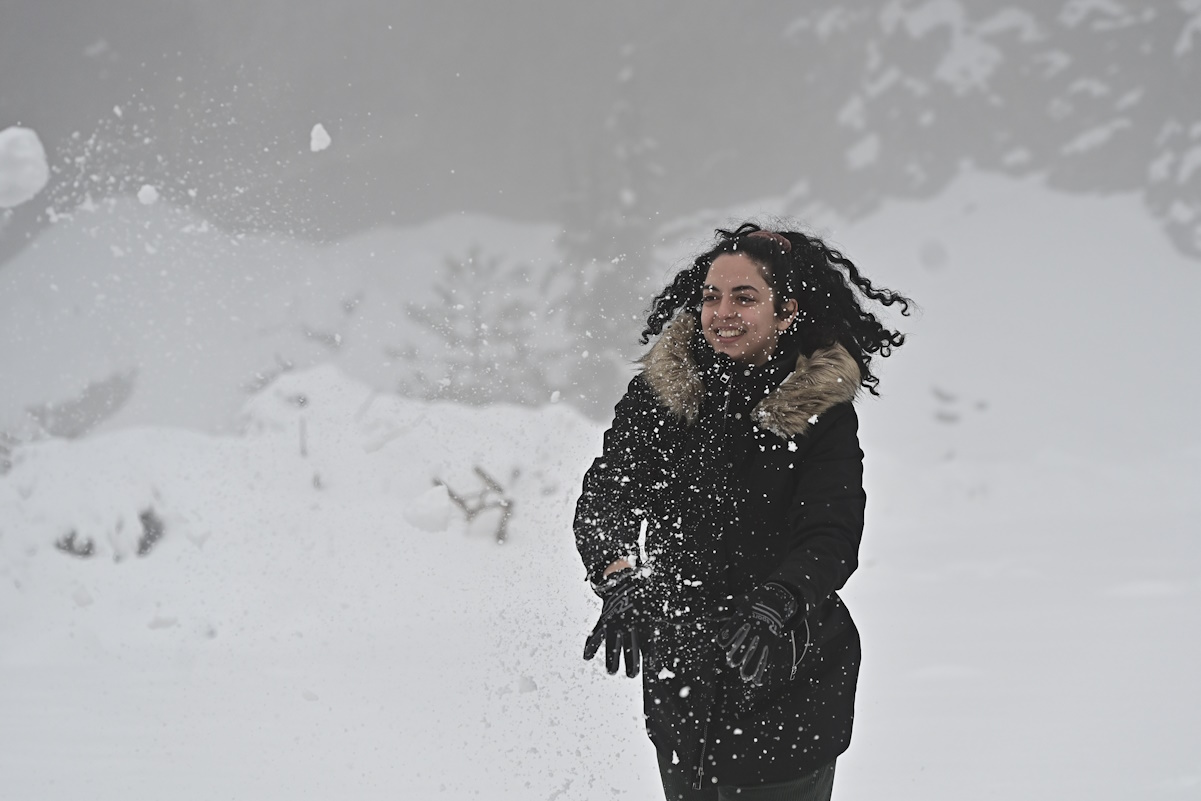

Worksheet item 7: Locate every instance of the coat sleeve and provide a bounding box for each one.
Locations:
[573,375,665,586]
[768,403,867,611]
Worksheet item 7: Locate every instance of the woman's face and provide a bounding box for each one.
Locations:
[700,253,797,367]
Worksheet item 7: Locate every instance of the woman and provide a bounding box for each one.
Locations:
[575,222,911,800]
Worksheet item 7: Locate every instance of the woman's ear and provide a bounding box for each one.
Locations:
[776,299,799,331]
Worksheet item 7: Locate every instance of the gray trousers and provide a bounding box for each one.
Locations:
[656,748,836,801]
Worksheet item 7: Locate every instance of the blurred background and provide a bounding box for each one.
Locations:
[4,0,1200,249]
[3,0,1201,448]
[2,2,1200,800]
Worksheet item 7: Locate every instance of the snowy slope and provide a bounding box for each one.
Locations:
[4,170,1201,461]
[831,171,1201,461]
[1,365,1198,800]
[0,198,561,440]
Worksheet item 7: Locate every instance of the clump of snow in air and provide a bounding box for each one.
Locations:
[0,126,50,208]
[310,123,332,152]
[137,184,159,205]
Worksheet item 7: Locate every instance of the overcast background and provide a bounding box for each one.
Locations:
[4,0,1199,254]
[2,3,1200,800]
[5,0,1201,426]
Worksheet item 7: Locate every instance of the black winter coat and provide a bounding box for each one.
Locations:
[574,314,867,788]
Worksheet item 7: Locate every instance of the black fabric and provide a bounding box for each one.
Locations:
[575,340,866,787]
[657,748,837,801]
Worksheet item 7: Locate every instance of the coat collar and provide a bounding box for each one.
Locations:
[637,314,861,438]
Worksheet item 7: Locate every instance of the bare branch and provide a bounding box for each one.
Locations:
[437,466,514,543]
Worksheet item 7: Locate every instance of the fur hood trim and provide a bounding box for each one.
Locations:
[638,314,861,438]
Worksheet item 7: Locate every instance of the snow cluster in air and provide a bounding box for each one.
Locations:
[310,123,332,152]
[0,126,50,208]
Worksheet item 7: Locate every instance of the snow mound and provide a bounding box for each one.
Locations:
[403,483,451,532]
[1,363,600,577]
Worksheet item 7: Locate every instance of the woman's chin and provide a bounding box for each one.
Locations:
[708,338,741,354]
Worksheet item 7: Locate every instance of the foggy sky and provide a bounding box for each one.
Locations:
[3,1,1199,262]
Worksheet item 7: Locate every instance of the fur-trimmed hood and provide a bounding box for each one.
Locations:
[637,314,861,439]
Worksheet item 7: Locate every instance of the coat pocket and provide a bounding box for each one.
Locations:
[722,619,813,717]
[723,593,860,718]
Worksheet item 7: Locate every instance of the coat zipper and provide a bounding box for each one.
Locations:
[790,630,798,681]
[693,369,736,790]
[697,372,733,790]
[719,372,732,437]
[790,619,812,680]
[693,712,711,790]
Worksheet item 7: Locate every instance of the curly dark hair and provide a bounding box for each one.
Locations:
[641,222,913,395]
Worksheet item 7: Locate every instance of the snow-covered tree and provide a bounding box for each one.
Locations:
[783,1,1201,255]
[398,248,572,406]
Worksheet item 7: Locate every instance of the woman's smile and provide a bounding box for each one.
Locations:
[712,324,746,340]
[701,253,797,366]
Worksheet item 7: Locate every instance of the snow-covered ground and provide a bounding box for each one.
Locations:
[1,366,634,799]
[2,365,1197,800]
[2,166,1200,799]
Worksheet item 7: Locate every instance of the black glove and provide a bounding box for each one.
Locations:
[583,567,649,678]
[715,582,802,686]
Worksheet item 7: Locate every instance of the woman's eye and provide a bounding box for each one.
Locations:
[702,295,718,304]
[737,296,755,304]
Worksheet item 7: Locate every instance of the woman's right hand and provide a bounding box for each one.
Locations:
[603,559,633,577]
[583,566,644,678]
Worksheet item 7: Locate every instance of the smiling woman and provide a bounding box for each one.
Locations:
[574,222,913,800]
[700,250,799,367]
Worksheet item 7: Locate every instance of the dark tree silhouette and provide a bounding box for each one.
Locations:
[782,2,1201,255]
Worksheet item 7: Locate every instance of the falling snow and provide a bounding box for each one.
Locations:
[310,123,332,153]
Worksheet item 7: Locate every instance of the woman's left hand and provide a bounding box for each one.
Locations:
[715,582,802,686]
